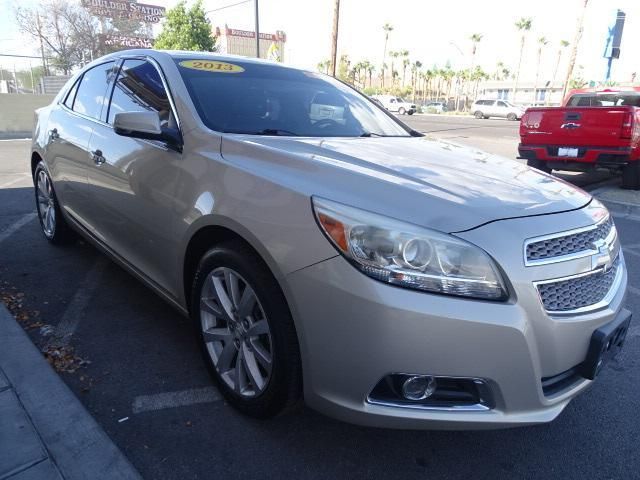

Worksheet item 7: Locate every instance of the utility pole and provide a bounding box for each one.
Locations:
[254,0,260,58]
[36,13,48,76]
[329,0,340,77]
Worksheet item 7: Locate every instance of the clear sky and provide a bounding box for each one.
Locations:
[1,0,638,84]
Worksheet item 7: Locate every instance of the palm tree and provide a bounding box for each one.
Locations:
[381,23,393,87]
[513,17,532,102]
[401,54,410,88]
[533,36,549,104]
[411,60,422,101]
[469,33,483,70]
[365,62,375,87]
[562,0,590,100]
[547,40,569,105]
[389,51,400,86]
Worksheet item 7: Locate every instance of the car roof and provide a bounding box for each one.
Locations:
[87,49,310,74]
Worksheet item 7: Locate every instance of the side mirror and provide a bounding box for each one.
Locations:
[113,111,182,152]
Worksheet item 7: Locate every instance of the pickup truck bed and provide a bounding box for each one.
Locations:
[518,91,640,189]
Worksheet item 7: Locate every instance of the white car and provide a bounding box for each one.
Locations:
[471,99,524,120]
[372,95,416,115]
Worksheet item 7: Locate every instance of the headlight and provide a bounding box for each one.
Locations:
[312,197,507,300]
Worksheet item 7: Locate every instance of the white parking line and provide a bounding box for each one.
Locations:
[0,174,31,189]
[45,258,108,348]
[0,213,37,244]
[132,387,222,414]
[623,248,640,259]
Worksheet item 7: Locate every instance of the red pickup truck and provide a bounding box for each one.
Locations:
[518,88,640,189]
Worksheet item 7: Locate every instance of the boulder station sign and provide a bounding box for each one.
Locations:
[81,0,166,23]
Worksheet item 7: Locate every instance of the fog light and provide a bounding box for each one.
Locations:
[401,375,437,401]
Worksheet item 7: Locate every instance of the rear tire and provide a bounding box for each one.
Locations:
[474,111,484,119]
[407,110,414,115]
[622,162,640,190]
[527,158,552,174]
[191,242,302,418]
[33,161,75,245]
[507,113,518,121]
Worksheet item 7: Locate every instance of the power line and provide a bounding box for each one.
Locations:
[206,0,251,13]
[0,54,53,59]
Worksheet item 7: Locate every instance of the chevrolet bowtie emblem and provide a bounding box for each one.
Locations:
[591,239,614,272]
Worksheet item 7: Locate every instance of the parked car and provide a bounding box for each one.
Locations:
[472,99,525,120]
[372,94,416,115]
[424,101,447,113]
[31,50,630,429]
[519,88,640,189]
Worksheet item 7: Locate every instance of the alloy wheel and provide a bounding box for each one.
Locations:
[199,267,273,397]
[36,170,56,237]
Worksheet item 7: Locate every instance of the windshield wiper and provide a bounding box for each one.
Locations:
[256,129,299,136]
[223,128,300,136]
[360,132,385,137]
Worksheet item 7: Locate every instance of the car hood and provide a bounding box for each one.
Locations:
[221,135,591,232]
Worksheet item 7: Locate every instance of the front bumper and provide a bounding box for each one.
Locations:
[284,210,628,430]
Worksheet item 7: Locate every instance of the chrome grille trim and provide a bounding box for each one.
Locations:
[534,255,624,316]
[524,216,614,266]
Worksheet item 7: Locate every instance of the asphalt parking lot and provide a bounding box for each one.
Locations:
[1,132,639,479]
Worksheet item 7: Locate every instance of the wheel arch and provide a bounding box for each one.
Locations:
[31,151,43,179]
[181,220,287,315]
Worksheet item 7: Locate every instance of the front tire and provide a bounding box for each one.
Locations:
[191,242,302,418]
[622,162,640,190]
[407,110,414,115]
[474,111,484,119]
[527,158,552,174]
[33,161,75,245]
[507,113,518,121]
[398,107,406,115]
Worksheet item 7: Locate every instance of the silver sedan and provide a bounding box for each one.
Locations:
[30,50,630,429]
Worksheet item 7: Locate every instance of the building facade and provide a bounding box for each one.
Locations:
[214,26,286,62]
[477,81,566,106]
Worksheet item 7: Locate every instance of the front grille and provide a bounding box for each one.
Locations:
[526,218,614,263]
[537,256,620,312]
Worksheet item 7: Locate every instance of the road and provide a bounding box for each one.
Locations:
[402,114,616,188]
[0,133,639,480]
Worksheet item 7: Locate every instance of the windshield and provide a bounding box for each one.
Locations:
[175,58,411,137]
[567,93,640,107]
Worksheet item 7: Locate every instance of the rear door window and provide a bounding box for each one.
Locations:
[73,62,116,120]
[63,80,80,109]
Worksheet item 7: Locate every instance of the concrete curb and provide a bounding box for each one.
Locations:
[589,183,640,221]
[598,198,640,222]
[0,133,31,141]
[0,304,141,480]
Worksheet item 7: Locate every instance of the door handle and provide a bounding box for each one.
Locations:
[91,149,106,165]
[48,128,59,143]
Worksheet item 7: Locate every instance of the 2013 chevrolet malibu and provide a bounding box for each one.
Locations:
[31,50,631,429]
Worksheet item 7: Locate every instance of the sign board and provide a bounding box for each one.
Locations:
[102,34,153,49]
[225,28,287,42]
[81,0,165,23]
